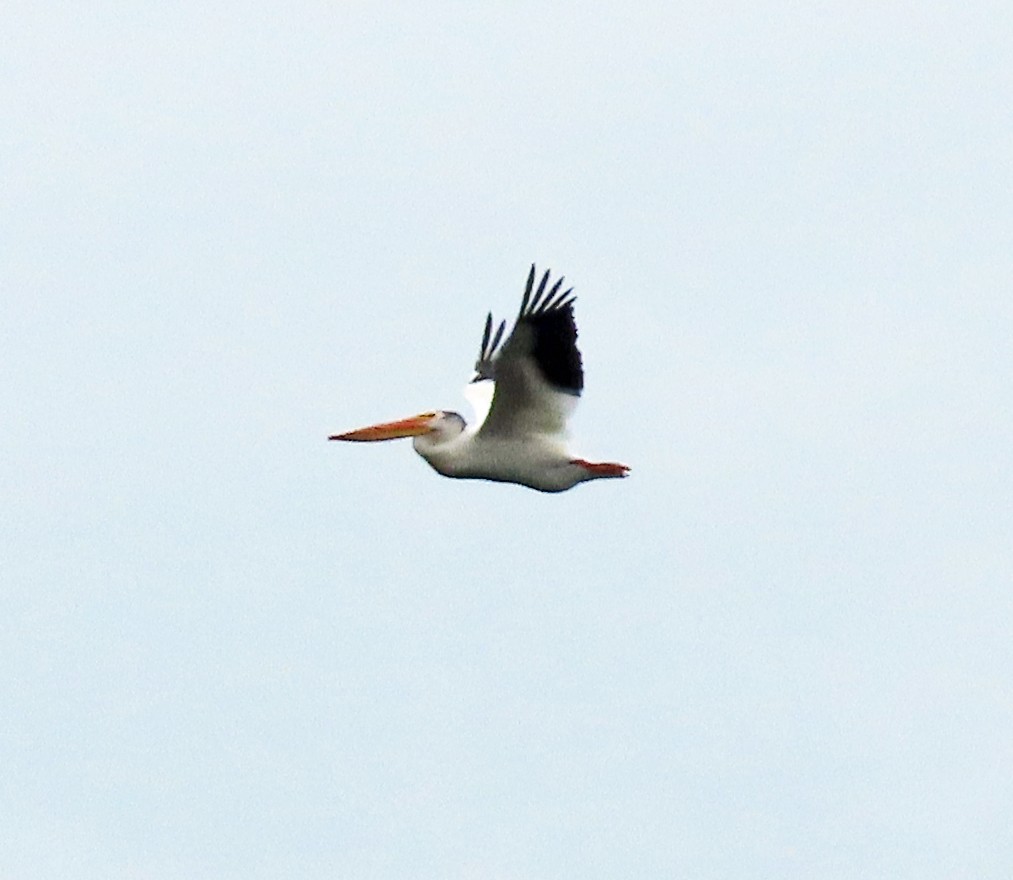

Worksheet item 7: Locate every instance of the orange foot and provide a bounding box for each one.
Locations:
[570,459,631,478]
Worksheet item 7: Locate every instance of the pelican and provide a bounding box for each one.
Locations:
[329,264,630,493]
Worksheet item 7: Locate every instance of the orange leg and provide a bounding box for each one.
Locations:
[570,458,631,478]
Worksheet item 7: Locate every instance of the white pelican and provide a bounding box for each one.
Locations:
[329,265,630,493]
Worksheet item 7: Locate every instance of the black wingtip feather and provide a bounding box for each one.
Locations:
[491,319,506,354]
[530,270,551,312]
[518,264,536,319]
[517,266,584,395]
[474,265,585,394]
[481,312,492,353]
[528,303,583,394]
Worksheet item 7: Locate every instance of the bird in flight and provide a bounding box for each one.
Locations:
[329,264,630,492]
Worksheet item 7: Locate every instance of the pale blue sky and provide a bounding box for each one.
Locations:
[3,3,1012,878]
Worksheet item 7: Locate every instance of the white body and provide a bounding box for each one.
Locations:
[414,429,593,493]
[330,265,629,492]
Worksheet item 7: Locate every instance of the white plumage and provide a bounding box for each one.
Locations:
[329,265,629,493]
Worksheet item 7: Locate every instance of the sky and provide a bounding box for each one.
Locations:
[3,2,1012,878]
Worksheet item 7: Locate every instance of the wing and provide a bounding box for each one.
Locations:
[471,264,584,439]
[461,379,494,428]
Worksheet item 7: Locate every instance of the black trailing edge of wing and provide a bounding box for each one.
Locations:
[474,264,584,395]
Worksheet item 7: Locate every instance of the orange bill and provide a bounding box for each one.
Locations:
[328,413,436,442]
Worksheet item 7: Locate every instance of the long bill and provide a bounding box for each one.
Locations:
[328,413,435,442]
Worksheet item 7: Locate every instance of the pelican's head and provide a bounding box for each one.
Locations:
[329,410,466,445]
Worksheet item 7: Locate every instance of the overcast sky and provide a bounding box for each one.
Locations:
[3,3,1012,878]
